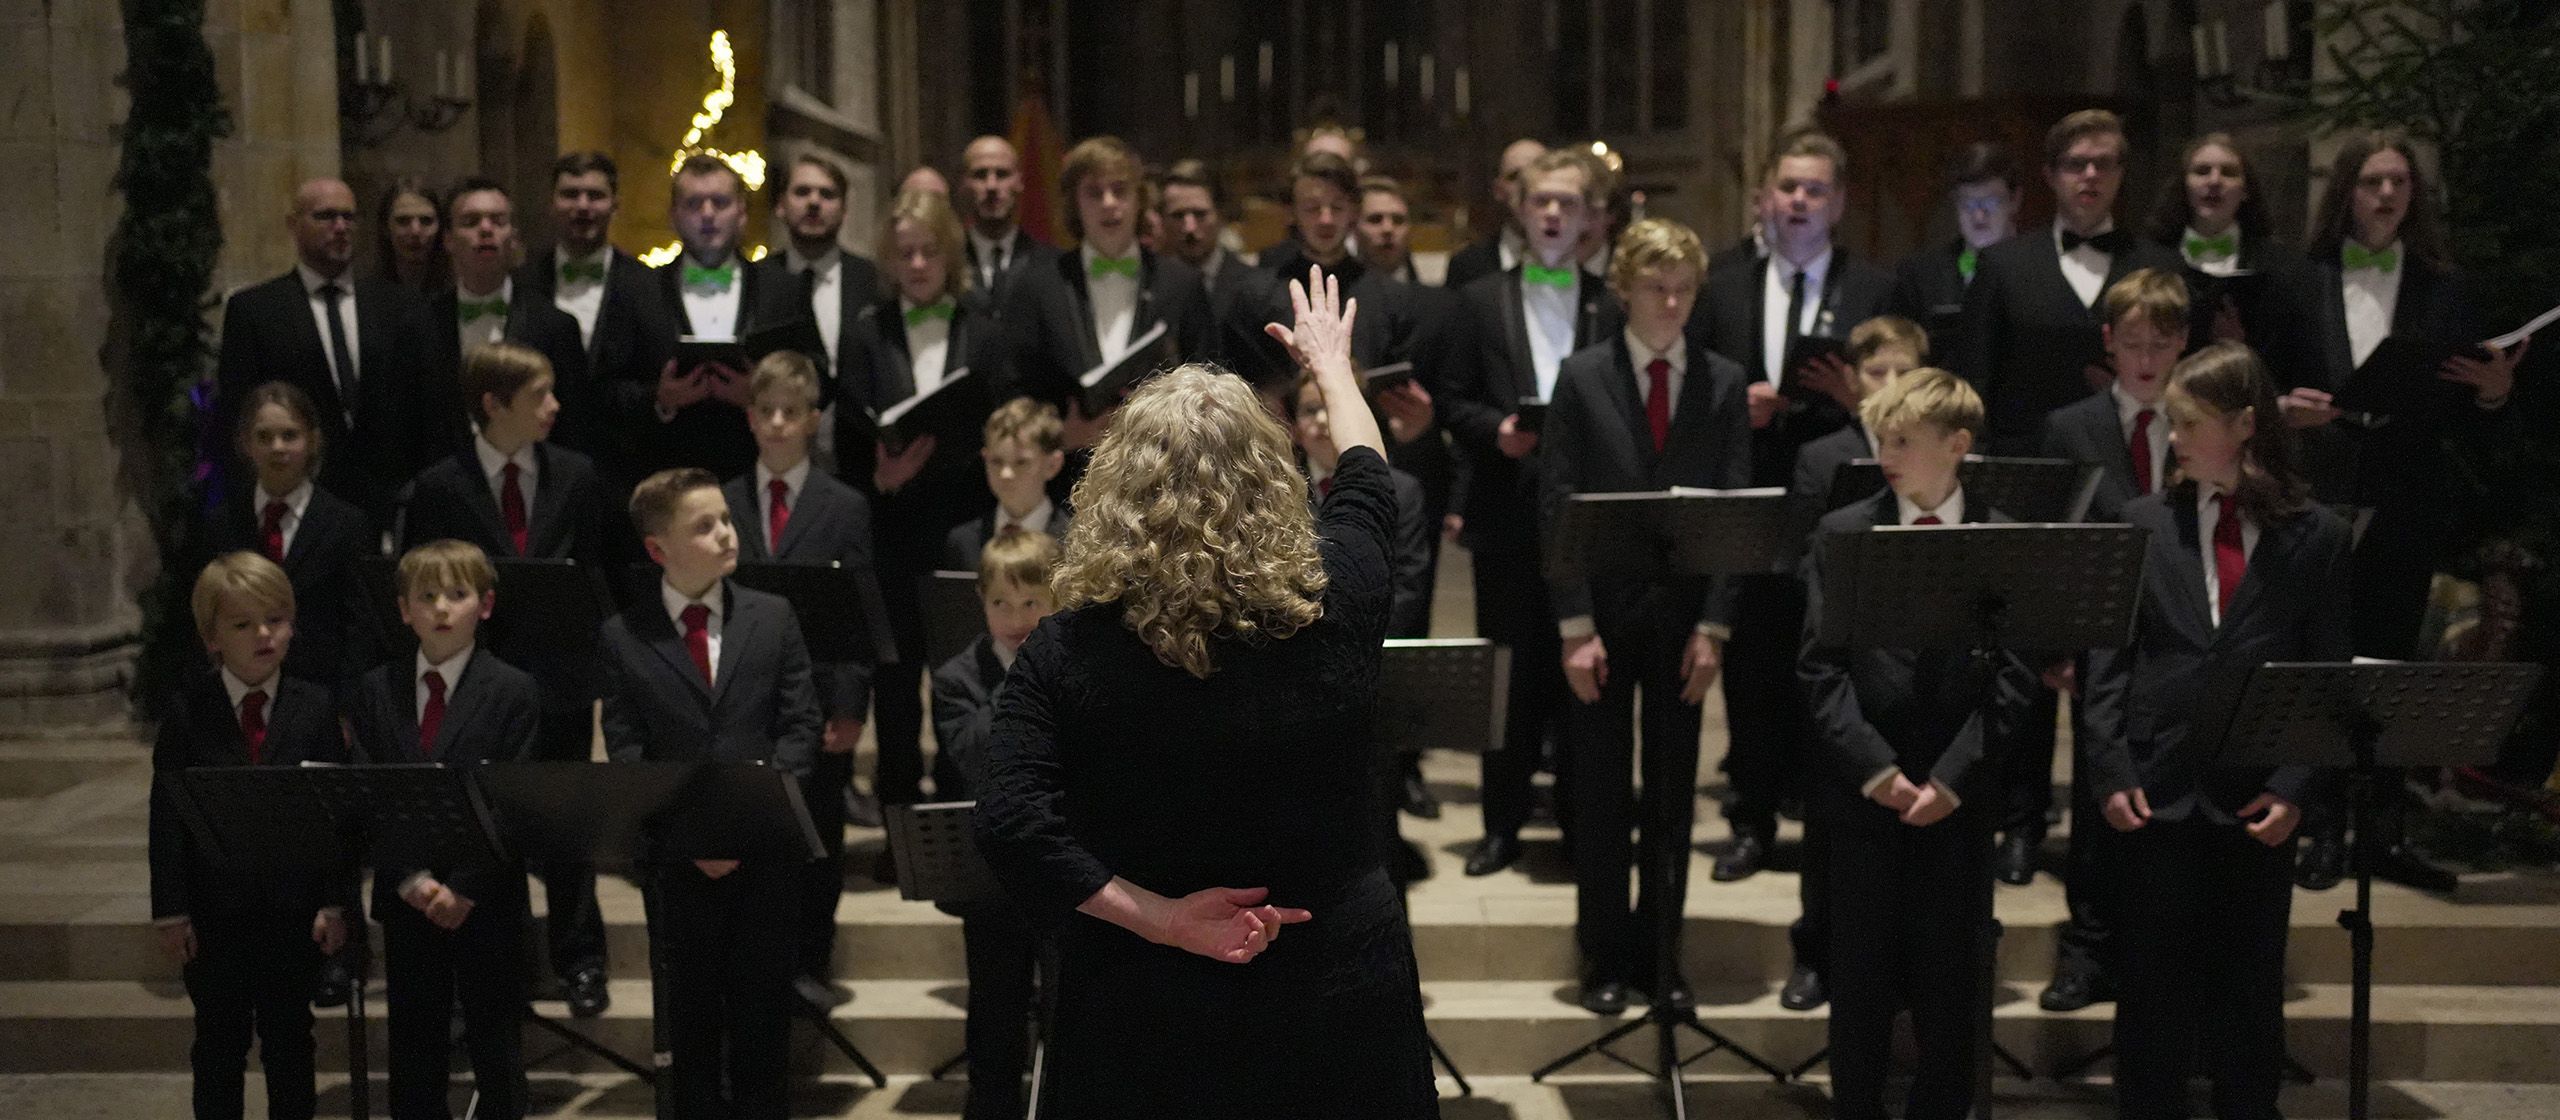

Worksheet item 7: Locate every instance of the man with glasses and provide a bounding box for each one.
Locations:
[1892,142,2022,362]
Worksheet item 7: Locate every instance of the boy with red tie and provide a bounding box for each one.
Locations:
[199,381,376,706]
[150,552,353,1120]
[349,540,542,1120]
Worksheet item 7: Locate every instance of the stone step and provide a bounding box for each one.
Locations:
[0,978,2553,1084]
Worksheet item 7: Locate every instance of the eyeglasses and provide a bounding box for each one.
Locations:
[1955,197,2010,216]
[2054,155,2122,175]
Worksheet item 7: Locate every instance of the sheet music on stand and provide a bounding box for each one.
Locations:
[1544,487,1792,584]
[1374,639,1510,756]
[1825,456,2102,523]
[2208,661,2543,771]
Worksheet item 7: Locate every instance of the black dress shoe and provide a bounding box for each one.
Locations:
[1464,835,1521,877]
[1778,963,1827,1011]
[312,975,351,1009]
[2296,832,2346,891]
[1995,831,2040,886]
[2038,969,2114,1012]
[793,974,853,1010]
[1711,832,1768,882]
[844,789,883,830]
[1651,974,1695,1012]
[2371,844,2459,894]
[1578,979,1631,1015]
[566,967,610,1019]
[1401,773,1442,820]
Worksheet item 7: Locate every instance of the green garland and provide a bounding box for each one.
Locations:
[112,0,232,712]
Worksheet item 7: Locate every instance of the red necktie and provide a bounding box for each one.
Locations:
[681,603,713,686]
[2211,493,2246,621]
[2130,408,2157,496]
[501,462,529,556]
[418,669,447,759]
[1318,476,1336,499]
[1913,514,1944,525]
[767,478,792,549]
[261,501,288,562]
[1644,357,1673,452]
[238,689,268,764]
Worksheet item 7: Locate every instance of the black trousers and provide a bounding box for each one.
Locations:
[798,748,854,976]
[1474,546,1568,842]
[2055,690,2119,980]
[1824,791,1993,1120]
[872,658,929,805]
[2113,815,2297,1120]
[1719,576,1808,838]
[1567,612,1704,985]
[183,907,321,1120]
[1995,686,2061,837]
[381,889,528,1120]
[959,906,1039,1120]
[530,705,606,980]
[646,861,795,1120]
[1789,812,1832,971]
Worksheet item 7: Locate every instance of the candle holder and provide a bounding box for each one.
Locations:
[340,32,474,149]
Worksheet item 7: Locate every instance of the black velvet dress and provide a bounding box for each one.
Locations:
[974,445,1438,1118]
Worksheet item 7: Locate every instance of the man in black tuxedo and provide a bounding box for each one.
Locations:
[1439,148,1625,876]
[1444,138,1549,291]
[515,152,681,501]
[1686,130,1896,883]
[960,136,1061,311]
[1000,136,1217,442]
[1158,158,1256,311]
[753,153,886,474]
[215,177,438,523]
[649,155,777,481]
[1891,142,2022,363]
[423,178,589,457]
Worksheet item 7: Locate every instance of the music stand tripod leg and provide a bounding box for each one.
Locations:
[804,1007,888,1088]
[1427,1031,1472,1097]
[349,964,370,1120]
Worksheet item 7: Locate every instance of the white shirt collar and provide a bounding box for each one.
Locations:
[474,430,534,480]
[1625,330,1686,376]
[997,497,1056,535]
[416,645,473,692]
[971,227,1018,259]
[1497,225,1525,272]
[992,635,1020,672]
[785,244,843,276]
[254,479,313,518]
[296,261,352,296]
[2053,217,2118,248]
[2109,381,2161,427]
[456,273,512,304]
[1897,485,1966,526]
[1771,244,1834,285]
[558,244,610,278]
[661,579,724,630]
[756,459,812,500]
[219,665,274,711]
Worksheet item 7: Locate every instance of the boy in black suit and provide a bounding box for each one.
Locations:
[1890,142,2020,362]
[943,398,1070,571]
[202,381,377,705]
[400,341,613,1016]
[1541,219,1753,1011]
[651,154,772,480]
[1439,146,1625,876]
[601,468,823,1120]
[928,529,1061,1120]
[721,351,878,1009]
[350,540,542,1120]
[425,178,591,457]
[2082,343,2350,1120]
[1799,369,2033,1120]
[150,552,352,1120]
[1688,129,1898,882]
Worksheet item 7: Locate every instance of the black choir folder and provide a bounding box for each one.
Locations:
[1360,361,1417,395]
[675,317,829,376]
[1513,396,1549,435]
[869,365,978,452]
[1078,319,1175,416]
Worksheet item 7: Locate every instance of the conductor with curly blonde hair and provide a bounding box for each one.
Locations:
[974,269,1439,1116]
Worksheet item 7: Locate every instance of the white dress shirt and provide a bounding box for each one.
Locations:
[2181,224,2244,277]
[2053,220,2116,308]
[1080,244,1140,360]
[553,246,609,348]
[2341,239,2403,370]
[1520,264,1578,401]
[970,228,1020,292]
[253,480,314,557]
[415,646,473,722]
[296,263,362,406]
[755,459,810,545]
[678,253,744,339]
[1627,329,1688,420]
[1495,225,1525,273]
[474,431,538,514]
[2110,382,2169,495]
[1761,248,1834,382]
[900,296,953,395]
[786,246,845,366]
[2198,485,2263,628]
[220,665,274,720]
[995,496,1056,537]
[454,275,511,357]
[661,580,725,686]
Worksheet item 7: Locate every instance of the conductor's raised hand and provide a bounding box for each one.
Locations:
[1154,886,1312,964]
[1265,265,1360,382]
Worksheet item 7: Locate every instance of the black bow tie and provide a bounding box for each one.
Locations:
[2061,228,2130,255]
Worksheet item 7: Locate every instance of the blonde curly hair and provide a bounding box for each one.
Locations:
[1054,364,1329,678]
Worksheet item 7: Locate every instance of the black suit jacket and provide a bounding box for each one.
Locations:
[515,247,681,484]
[348,650,540,916]
[2035,389,2144,524]
[649,256,773,479]
[1955,228,2186,447]
[929,632,1006,801]
[1890,236,1975,362]
[964,230,1063,313]
[722,469,879,719]
[149,670,352,921]
[1788,419,1877,551]
[2081,489,2353,822]
[837,292,1005,600]
[999,246,1218,411]
[1798,491,2035,806]
[747,249,886,403]
[2171,237,2320,392]
[1688,244,1898,486]
[215,271,439,520]
[401,442,610,704]
[1443,234,1506,292]
[1439,267,1624,555]
[1540,336,1754,630]
[1223,254,1420,391]
[197,484,377,701]
[2294,251,2494,505]
[943,507,1076,572]
[1314,466,1433,639]
[419,286,593,458]
[598,580,820,777]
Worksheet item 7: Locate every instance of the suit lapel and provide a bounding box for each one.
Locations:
[638,600,715,705]
[775,478,817,556]
[352,281,394,421]
[1497,274,1536,400]
[2218,505,2298,643]
[1595,339,1654,470]
[1739,262,1770,377]
[2314,261,2354,387]
[528,444,570,556]
[874,298,919,403]
[2164,491,2218,639]
[1060,252,1103,368]
[1574,271,1609,350]
[1133,250,1166,340]
[710,583,751,707]
[427,655,492,763]
[278,277,352,424]
[392,664,429,762]
[456,454,513,555]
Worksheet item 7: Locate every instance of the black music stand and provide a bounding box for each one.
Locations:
[1804,523,2147,1117]
[1824,457,2103,524]
[1531,489,1798,1119]
[885,801,1059,1112]
[169,767,371,1120]
[2211,661,2541,1120]
[920,571,987,670]
[732,559,899,665]
[484,557,615,669]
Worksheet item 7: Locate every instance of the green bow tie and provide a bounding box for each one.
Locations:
[458,297,508,323]
[1957,246,1980,284]
[2343,243,2399,273]
[1522,263,1576,289]
[557,259,605,284]
[682,262,736,287]
[2185,232,2238,262]
[1087,254,1139,279]
[904,300,956,327]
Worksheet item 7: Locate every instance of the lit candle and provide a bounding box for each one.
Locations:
[1220,55,1235,102]
[2192,23,2214,76]
[353,31,368,85]
[378,35,392,86]
[2214,20,2233,78]
[1258,41,1273,91]
[2264,1,2290,60]
[1420,54,1435,102]
[1383,42,1397,87]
